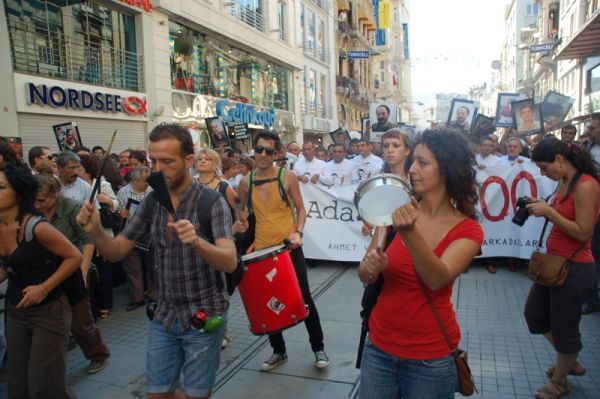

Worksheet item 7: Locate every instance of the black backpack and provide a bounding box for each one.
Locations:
[143,187,244,295]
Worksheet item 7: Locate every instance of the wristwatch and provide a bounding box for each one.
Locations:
[296,230,303,238]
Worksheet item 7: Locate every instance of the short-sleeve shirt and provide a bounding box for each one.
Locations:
[121,180,233,331]
[369,218,483,360]
[50,196,91,251]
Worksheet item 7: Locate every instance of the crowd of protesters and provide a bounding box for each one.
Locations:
[0,113,598,398]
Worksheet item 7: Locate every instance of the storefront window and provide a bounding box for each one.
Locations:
[4,0,140,91]
[169,21,291,111]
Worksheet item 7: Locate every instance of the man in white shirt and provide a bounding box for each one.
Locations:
[57,152,92,202]
[352,139,383,183]
[476,136,500,170]
[497,137,530,167]
[323,144,355,187]
[28,146,54,174]
[293,141,327,184]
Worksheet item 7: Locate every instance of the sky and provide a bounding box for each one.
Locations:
[409,0,509,108]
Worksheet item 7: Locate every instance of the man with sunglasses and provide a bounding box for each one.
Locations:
[238,132,330,372]
[28,146,53,174]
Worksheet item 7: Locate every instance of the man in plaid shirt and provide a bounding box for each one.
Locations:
[77,124,237,399]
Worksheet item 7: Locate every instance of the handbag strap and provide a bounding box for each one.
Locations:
[536,172,581,251]
[416,276,457,355]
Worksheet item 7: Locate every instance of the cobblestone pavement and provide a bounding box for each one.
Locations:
[1,261,599,398]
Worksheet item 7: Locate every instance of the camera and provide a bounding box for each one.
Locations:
[512,197,534,226]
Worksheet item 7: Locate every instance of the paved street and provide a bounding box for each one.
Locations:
[1,261,600,399]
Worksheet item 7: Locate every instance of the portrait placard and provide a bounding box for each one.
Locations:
[447,99,477,132]
[52,122,82,152]
[495,93,526,127]
[205,117,231,149]
[369,101,397,142]
[471,114,496,140]
[361,117,370,140]
[511,99,544,136]
[1,136,23,162]
[330,128,351,151]
[541,91,575,130]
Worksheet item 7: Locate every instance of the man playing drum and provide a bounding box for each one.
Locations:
[238,132,330,372]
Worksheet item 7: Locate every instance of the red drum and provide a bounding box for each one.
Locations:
[238,245,309,335]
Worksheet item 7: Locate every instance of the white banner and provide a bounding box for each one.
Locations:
[301,184,371,261]
[299,163,558,261]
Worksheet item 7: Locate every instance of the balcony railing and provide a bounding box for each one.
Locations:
[301,102,334,119]
[301,40,329,63]
[227,4,264,33]
[7,21,143,92]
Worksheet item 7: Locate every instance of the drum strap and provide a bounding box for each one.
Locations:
[247,167,290,212]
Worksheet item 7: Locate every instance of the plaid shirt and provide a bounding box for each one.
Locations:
[121,180,233,331]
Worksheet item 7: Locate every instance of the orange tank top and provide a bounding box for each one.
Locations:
[251,168,295,250]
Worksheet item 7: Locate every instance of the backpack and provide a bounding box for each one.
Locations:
[143,187,244,295]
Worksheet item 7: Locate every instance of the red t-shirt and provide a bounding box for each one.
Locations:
[547,174,600,263]
[369,218,483,360]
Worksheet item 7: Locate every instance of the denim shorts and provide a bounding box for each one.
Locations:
[359,335,457,399]
[146,314,226,397]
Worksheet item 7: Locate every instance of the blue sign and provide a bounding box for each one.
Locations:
[348,50,370,59]
[373,0,386,46]
[216,100,275,128]
[530,43,555,53]
[402,23,410,60]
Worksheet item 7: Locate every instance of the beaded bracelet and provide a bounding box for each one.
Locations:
[38,284,49,298]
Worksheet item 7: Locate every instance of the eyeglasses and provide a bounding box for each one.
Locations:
[41,155,53,160]
[254,145,276,156]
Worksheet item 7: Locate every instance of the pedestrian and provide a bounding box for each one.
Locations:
[357,129,483,399]
[117,166,154,310]
[524,136,600,399]
[77,123,237,399]
[238,131,330,372]
[0,163,82,398]
[35,173,111,374]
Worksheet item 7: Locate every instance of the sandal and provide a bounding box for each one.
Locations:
[99,310,110,319]
[534,380,569,399]
[544,361,586,378]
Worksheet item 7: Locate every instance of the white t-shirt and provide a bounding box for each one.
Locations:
[590,144,600,166]
[352,154,383,183]
[293,157,327,180]
[497,155,530,167]
[323,159,355,186]
[476,153,500,168]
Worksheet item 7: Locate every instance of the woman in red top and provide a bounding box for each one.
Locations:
[358,129,483,399]
[524,136,600,399]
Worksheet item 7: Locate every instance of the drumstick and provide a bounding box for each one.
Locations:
[375,226,386,253]
[89,130,117,204]
[234,197,242,221]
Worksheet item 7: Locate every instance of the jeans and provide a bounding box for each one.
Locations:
[146,314,226,398]
[359,336,457,399]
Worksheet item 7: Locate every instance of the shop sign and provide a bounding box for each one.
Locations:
[530,43,555,53]
[26,82,147,117]
[347,50,369,59]
[216,100,275,128]
[120,0,153,12]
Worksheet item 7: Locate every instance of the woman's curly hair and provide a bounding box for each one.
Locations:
[0,163,42,222]
[416,129,479,219]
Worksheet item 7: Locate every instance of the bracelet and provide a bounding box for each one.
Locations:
[38,284,49,298]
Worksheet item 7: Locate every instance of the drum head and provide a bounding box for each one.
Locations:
[241,245,286,262]
[355,174,411,226]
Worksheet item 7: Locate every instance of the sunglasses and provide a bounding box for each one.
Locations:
[254,145,276,156]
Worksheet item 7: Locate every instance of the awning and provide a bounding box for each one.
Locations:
[556,11,600,60]
[337,0,350,12]
[358,7,368,20]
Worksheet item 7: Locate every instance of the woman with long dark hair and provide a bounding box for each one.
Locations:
[0,163,81,397]
[524,137,600,399]
[357,129,483,398]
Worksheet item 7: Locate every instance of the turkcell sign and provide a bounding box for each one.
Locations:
[26,83,147,116]
[216,100,275,128]
[529,43,555,53]
[347,51,370,59]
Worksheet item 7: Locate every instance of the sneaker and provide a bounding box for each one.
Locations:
[86,360,106,374]
[261,353,287,372]
[314,350,330,369]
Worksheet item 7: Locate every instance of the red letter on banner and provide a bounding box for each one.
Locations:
[510,171,537,212]
[480,176,509,222]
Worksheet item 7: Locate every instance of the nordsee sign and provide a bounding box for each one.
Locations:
[26,83,147,116]
[216,100,275,128]
[347,50,370,59]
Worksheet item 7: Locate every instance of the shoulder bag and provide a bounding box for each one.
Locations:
[528,172,584,287]
[417,277,476,396]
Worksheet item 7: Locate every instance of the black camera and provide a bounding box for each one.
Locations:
[512,197,533,226]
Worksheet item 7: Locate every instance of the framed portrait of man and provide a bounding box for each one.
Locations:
[541,91,575,131]
[369,101,397,142]
[52,122,82,152]
[330,128,351,151]
[1,136,24,162]
[205,117,230,149]
[495,93,526,127]
[471,114,496,140]
[512,99,544,135]
[447,99,477,132]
